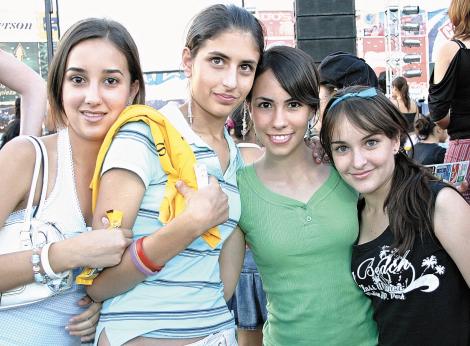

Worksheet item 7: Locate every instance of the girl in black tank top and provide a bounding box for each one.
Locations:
[320,85,470,346]
[392,76,419,133]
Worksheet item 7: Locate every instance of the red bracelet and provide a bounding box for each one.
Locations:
[135,237,163,272]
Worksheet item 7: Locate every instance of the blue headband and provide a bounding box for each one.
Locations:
[329,87,377,109]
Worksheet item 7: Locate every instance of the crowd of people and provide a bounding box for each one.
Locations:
[0,1,469,346]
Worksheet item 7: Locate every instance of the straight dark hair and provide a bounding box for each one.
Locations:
[48,18,146,128]
[320,86,451,253]
[185,4,265,60]
[247,46,320,111]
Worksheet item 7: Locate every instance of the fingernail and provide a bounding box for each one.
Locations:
[65,325,69,331]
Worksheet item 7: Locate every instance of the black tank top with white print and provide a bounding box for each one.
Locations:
[351,182,470,346]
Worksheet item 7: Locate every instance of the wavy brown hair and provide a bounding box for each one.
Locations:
[320,86,451,253]
[449,0,470,40]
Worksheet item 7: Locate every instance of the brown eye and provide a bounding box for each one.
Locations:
[211,57,223,65]
[70,76,85,84]
[257,102,271,109]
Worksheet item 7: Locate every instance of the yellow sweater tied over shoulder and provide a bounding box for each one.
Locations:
[90,104,221,249]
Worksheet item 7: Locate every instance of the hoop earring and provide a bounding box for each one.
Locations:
[305,116,316,140]
[241,101,249,141]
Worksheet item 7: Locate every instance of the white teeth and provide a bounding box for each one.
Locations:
[271,135,289,141]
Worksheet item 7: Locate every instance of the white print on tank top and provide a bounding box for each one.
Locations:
[352,246,445,300]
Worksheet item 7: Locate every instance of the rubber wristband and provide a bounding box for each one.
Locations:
[135,237,163,272]
[129,241,155,276]
[41,242,68,280]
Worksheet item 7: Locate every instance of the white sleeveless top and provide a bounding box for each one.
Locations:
[0,128,88,346]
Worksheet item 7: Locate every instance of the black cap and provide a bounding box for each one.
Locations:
[318,52,379,89]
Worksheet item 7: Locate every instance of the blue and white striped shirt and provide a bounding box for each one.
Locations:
[95,103,243,345]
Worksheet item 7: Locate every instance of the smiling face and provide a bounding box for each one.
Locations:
[62,38,139,143]
[330,115,400,198]
[182,29,260,122]
[250,69,312,159]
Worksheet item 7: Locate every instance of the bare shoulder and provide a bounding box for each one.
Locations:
[434,186,470,236]
[435,186,466,211]
[239,146,264,165]
[1,133,58,167]
[0,136,37,166]
[433,41,461,84]
[0,137,39,219]
[439,40,461,61]
[433,185,470,286]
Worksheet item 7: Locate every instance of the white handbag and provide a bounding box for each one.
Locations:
[0,136,72,309]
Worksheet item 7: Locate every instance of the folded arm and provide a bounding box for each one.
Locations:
[86,168,229,303]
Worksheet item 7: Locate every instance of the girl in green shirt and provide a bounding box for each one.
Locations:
[237,46,378,345]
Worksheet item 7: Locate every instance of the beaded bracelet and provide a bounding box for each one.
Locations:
[129,240,156,276]
[31,246,47,284]
[40,242,68,280]
[135,237,163,272]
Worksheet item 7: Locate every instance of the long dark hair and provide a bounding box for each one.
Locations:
[320,86,448,253]
[392,76,411,110]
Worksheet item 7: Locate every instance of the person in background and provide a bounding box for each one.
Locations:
[378,71,387,95]
[412,116,448,165]
[391,76,420,134]
[228,104,266,346]
[0,48,47,136]
[317,51,379,120]
[238,46,377,345]
[308,51,379,163]
[320,85,470,346]
[429,0,470,204]
[0,97,21,150]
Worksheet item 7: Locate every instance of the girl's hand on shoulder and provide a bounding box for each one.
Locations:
[176,176,229,236]
[307,135,330,164]
[66,295,102,343]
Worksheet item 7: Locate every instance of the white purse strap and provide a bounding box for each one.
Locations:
[22,136,49,227]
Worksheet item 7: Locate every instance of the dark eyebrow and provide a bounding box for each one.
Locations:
[363,133,381,140]
[65,67,86,73]
[65,67,124,76]
[330,132,380,145]
[208,51,257,65]
[331,140,346,145]
[254,96,273,102]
